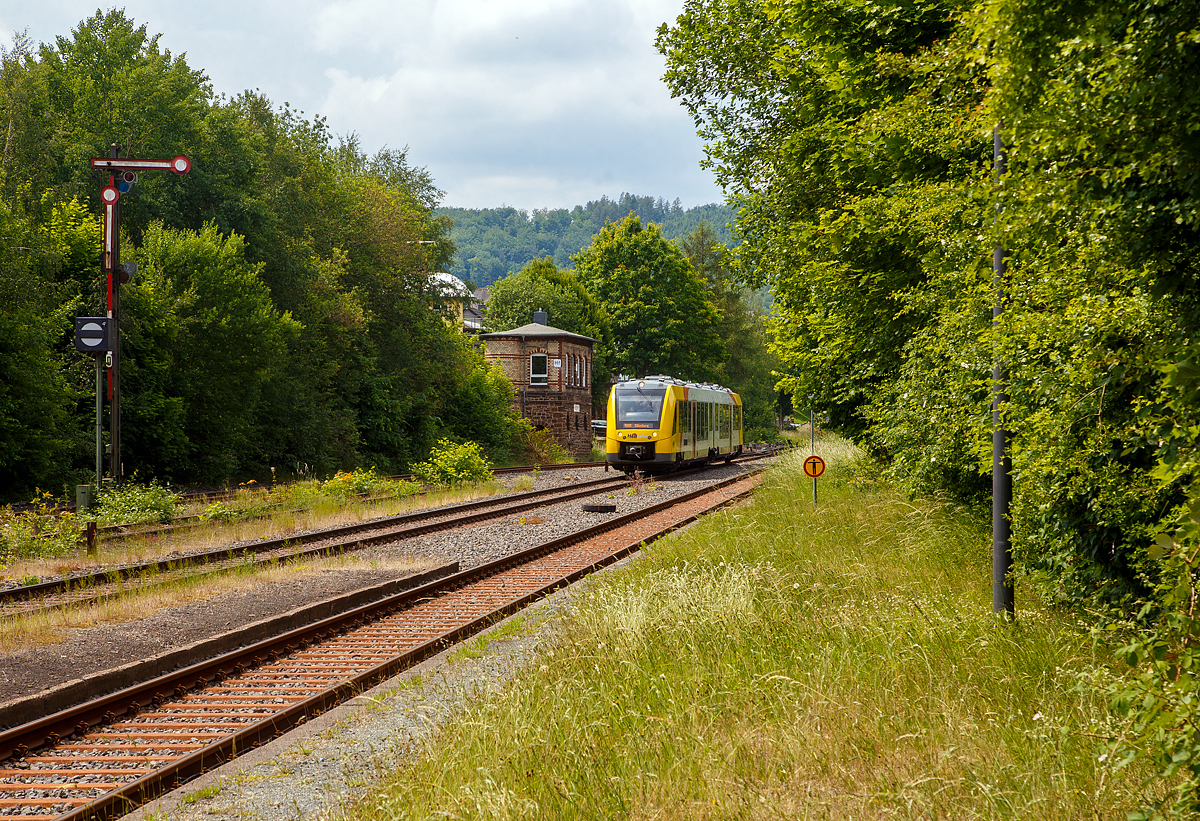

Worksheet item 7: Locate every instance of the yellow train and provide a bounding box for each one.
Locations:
[605,376,743,473]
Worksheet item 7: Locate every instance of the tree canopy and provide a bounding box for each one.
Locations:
[659,0,1200,810]
[680,222,780,437]
[572,214,723,382]
[0,10,525,496]
[437,195,737,286]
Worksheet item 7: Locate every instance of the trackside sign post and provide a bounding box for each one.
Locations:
[74,318,112,491]
[83,145,190,485]
[802,405,825,503]
[803,454,825,505]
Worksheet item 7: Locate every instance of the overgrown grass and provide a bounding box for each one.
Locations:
[1,477,504,586]
[348,439,1157,819]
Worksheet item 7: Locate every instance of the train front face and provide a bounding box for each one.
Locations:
[606,379,682,472]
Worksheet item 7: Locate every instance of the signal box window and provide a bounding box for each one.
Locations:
[530,354,548,385]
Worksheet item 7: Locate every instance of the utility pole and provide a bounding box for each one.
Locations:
[89,148,191,483]
[993,126,1014,618]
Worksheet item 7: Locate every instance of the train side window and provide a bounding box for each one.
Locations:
[530,354,548,385]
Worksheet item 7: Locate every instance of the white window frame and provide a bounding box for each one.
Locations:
[530,354,548,385]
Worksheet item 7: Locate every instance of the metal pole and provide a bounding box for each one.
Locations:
[992,126,1014,617]
[108,143,122,483]
[95,354,103,488]
[810,406,816,504]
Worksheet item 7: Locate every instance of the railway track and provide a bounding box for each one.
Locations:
[0,469,763,820]
[0,474,627,617]
[13,462,610,518]
[0,451,779,619]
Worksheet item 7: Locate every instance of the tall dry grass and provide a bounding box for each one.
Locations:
[346,439,1155,819]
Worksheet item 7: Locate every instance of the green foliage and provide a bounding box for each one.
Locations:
[95,480,179,525]
[0,197,91,500]
[680,221,780,432]
[660,0,1200,812]
[411,439,494,486]
[518,420,572,465]
[126,221,299,482]
[437,195,737,286]
[484,257,614,404]
[199,501,239,523]
[0,493,82,566]
[0,10,527,500]
[433,337,529,464]
[320,467,416,499]
[572,214,723,381]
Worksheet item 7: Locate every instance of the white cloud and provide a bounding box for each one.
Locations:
[5,0,724,210]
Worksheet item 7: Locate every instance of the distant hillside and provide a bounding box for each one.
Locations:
[436,193,737,287]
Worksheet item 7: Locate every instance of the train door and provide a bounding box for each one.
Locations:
[678,396,690,458]
[691,400,698,458]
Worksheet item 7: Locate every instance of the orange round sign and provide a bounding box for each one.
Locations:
[803,455,826,479]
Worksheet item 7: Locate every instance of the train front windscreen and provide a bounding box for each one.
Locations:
[615,388,666,430]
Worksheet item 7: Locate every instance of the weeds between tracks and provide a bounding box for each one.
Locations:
[350,440,1157,819]
[1,478,513,590]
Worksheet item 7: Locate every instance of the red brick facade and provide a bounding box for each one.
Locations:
[479,324,595,458]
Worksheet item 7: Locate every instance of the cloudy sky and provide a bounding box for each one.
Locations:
[1,1,724,211]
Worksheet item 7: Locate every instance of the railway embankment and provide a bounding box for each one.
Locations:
[284,440,1150,819]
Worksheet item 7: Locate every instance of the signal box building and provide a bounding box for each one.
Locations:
[479,312,595,458]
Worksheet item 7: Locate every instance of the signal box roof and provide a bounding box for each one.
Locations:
[479,323,596,344]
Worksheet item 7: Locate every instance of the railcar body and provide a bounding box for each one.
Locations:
[605,375,743,473]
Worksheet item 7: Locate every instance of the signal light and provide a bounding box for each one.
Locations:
[117,171,137,193]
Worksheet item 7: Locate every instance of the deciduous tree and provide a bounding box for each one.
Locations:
[572,214,722,381]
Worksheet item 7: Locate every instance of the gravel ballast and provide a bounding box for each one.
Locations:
[0,463,761,707]
[1,458,773,820]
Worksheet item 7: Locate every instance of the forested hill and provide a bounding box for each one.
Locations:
[436,194,736,286]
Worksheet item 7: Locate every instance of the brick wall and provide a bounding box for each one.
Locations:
[482,333,595,458]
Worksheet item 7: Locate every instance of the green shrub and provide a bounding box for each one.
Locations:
[96,480,179,525]
[199,501,240,522]
[745,425,782,444]
[322,467,384,497]
[520,421,571,465]
[321,467,422,500]
[0,492,82,566]
[412,439,494,485]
